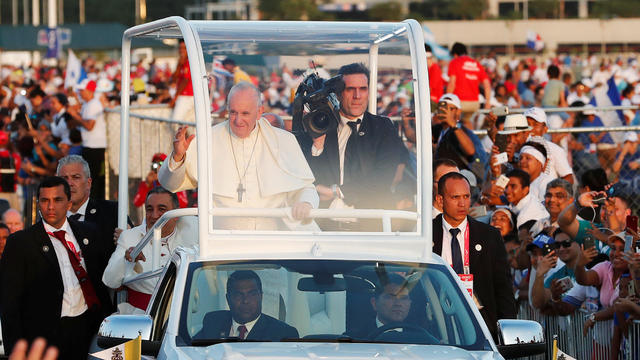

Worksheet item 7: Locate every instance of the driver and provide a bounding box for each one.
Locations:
[195,270,299,341]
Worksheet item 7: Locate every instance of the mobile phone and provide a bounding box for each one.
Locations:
[626,215,638,233]
[493,152,509,166]
[584,235,595,250]
[495,174,510,189]
[625,234,633,253]
[542,243,555,257]
[557,276,574,292]
[491,106,509,117]
[495,134,508,153]
[470,205,487,217]
[630,280,637,298]
[436,101,447,115]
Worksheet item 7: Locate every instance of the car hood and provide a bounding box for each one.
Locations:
[175,342,502,360]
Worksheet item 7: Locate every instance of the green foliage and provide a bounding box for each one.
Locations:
[410,0,485,20]
[591,0,640,18]
[528,0,558,19]
[259,0,331,20]
[368,2,404,21]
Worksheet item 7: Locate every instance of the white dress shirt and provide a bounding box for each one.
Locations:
[510,193,550,229]
[528,172,554,203]
[44,219,88,317]
[67,198,89,221]
[51,109,70,142]
[311,115,362,185]
[230,315,261,338]
[440,216,468,271]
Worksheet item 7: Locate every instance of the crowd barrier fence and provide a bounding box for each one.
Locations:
[516,300,640,359]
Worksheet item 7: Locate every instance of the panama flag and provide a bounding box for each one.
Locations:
[64,49,87,89]
[90,335,141,360]
[589,75,625,143]
[526,31,544,52]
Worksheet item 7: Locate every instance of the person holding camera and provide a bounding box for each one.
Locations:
[433,93,476,169]
[300,63,407,231]
[133,153,188,208]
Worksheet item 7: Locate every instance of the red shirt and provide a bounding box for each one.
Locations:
[178,61,194,96]
[428,62,444,102]
[447,55,488,101]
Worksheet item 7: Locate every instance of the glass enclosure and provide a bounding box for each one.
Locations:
[122,20,423,236]
[177,260,489,350]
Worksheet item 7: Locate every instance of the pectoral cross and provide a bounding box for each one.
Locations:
[237,183,245,202]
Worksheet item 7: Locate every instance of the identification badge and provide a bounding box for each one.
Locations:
[458,274,474,297]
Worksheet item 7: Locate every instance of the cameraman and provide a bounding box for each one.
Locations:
[301,63,407,231]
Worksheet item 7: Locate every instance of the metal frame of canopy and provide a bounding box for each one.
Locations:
[118,17,432,277]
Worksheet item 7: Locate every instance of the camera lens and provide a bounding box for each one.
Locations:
[310,111,332,132]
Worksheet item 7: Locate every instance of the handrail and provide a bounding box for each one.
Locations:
[122,268,164,286]
[472,124,640,136]
[211,207,419,233]
[476,105,639,114]
[128,207,198,269]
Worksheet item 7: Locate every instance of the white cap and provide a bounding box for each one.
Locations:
[624,131,638,143]
[580,78,594,88]
[498,114,532,135]
[524,107,547,125]
[582,104,597,116]
[459,169,477,187]
[438,93,461,109]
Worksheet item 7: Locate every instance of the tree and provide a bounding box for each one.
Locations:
[528,0,559,19]
[368,2,404,21]
[591,0,640,18]
[259,0,330,21]
[447,0,487,20]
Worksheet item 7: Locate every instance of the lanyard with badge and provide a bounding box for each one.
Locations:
[456,223,474,298]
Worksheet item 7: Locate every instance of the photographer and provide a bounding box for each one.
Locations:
[298,63,407,231]
[133,153,188,208]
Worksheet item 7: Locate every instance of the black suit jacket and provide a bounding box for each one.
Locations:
[195,311,299,341]
[0,219,113,353]
[432,214,516,339]
[300,112,407,210]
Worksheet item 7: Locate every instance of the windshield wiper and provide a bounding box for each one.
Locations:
[191,338,264,346]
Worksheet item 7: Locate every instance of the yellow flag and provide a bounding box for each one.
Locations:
[90,335,141,360]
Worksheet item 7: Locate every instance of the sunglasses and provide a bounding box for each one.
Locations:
[556,240,572,248]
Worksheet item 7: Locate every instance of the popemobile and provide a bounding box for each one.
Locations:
[95,16,546,359]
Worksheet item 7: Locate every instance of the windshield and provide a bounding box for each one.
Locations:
[177,260,489,350]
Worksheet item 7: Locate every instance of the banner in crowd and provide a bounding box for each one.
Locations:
[90,336,141,360]
[589,75,625,143]
[64,49,87,89]
[526,31,544,52]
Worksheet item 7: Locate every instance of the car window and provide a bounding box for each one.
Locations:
[177,260,489,350]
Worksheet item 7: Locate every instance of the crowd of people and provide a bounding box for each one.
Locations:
[0,38,639,359]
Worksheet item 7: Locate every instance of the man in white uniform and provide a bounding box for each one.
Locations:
[158,82,318,230]
[103,187,197,313]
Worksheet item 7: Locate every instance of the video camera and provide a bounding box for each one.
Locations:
[292,72,344,139]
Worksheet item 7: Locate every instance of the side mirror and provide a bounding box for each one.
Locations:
[496,319,546,359]
[97,315,160,356]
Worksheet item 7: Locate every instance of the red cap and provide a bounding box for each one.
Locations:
[152,153,167,162]
[78,79,97,92]
[0,131,8,146]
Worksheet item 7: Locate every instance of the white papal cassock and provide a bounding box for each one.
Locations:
[158,118,319,230]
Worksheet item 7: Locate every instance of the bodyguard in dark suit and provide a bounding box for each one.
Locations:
[432,172,515,340]
[57,155,130,252]
[0,177,113,359]
[296,63,408,230]
[195,270,298,341]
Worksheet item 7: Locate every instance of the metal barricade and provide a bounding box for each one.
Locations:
[515,300,640,359]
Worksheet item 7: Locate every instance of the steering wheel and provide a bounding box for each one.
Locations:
[368,322,438,344]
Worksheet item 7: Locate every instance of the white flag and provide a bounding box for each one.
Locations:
[64,49,84,89]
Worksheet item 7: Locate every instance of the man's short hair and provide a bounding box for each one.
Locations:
[227,270,263,294]
[546,178,573,198]
[450,42,467,56]
[146,186,179,209]
[581,168,608,192]
[53,93,68,107]
[437,171,470,196]
[227,81,262,109]
[57,155,91,178]
[338,63,369,82]
[37,176,71,200]
[506,168,531,188]
[29,87,45,99]
[374,273,407,298]
[433,158,458,175]
[222,58,236,67]
[547,65,560,79]
[0,223,9,232]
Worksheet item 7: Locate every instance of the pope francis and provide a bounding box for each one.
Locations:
[158,82,319,230]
